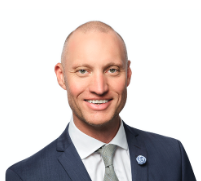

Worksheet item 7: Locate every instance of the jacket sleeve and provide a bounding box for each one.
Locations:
[6,168,23,181]
[178,141,196,181]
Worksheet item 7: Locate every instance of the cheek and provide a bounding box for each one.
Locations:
[110,77,127,112]
[66,77,88,98]
[110,77,127,95]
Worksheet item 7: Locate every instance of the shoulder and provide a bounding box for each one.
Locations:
[124,122,180,143]
[125,123,184,172]
[124,122,183,156]
[124,123,196,180]
[6,125,72,181]
[6,139,62,180]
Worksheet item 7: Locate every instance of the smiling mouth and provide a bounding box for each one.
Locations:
[84,99,112,104]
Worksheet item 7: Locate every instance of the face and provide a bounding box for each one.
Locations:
[55,31,131,130]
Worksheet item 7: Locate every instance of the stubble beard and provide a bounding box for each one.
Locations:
[65,75,128,131]
[67,91,127,133]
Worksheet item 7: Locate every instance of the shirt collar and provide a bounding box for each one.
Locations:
[68,117,128,159]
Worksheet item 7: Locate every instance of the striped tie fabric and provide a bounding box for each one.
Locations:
[96,144,119,181]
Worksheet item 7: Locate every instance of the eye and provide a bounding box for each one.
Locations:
[108,68,117,73]
[78,69,87,74]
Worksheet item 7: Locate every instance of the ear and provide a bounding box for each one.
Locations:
[127,60,132,87]
[54,63,67,90]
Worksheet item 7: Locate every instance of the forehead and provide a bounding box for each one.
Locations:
[64,31,126,67]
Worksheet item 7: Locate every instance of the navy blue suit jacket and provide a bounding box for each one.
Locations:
[6,122,196,181]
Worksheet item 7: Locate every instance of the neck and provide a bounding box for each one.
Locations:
[73,115,121,143]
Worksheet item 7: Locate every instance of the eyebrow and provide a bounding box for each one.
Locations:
[72,62,124,69]
[104,62,124,68]
[72,64,93,69]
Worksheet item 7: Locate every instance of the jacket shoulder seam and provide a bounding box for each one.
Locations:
[7,168,23,181]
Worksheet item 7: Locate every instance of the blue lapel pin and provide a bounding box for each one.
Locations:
[136,155,146,165]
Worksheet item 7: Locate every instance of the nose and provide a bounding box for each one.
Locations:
[89,72,109,95]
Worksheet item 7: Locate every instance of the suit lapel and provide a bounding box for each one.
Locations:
[57,124,91,181]
[124,122,148,181]
[56,122,148,181]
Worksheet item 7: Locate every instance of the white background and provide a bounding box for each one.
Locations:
[0,0,200,180]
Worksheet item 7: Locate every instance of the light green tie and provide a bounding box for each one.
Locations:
[96,144,119,181]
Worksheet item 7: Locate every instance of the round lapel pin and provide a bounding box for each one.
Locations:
[136,155,146,165]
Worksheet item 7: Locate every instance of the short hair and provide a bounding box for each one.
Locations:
[61,21,128,67]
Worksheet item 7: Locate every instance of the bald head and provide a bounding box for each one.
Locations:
[61,21,128,67]
[74,21,113,33]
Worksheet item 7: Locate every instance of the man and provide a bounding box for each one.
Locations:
[6,21,196,181]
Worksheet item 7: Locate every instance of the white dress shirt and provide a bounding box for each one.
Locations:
[68,118,132,181]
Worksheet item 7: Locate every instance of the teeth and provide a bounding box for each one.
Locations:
[87,100,109,104]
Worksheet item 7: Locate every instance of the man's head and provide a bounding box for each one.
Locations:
[55,21,132,132]
[61,21,128,68]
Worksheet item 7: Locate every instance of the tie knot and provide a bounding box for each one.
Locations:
[96,144,117,167]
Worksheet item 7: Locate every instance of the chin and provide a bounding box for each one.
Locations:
[84,117,109,127]
[83,113,117,128]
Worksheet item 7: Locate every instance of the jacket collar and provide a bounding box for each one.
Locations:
[56,122,148,181]
[57,124,92,181]
[123,121,148,181]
